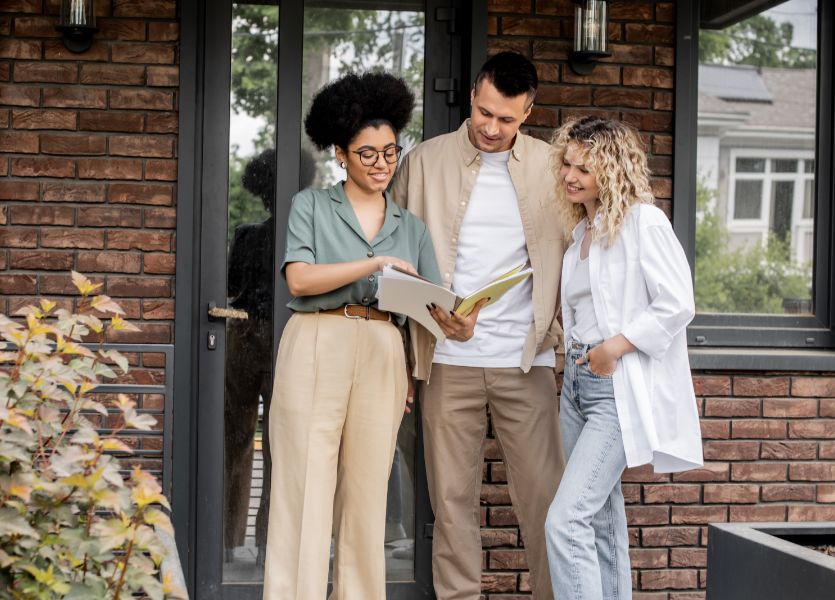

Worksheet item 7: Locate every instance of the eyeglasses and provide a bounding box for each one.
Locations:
[351,145,403,166]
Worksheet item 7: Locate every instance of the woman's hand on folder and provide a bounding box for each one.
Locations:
[376,256,417,275]
[427,298,487,342]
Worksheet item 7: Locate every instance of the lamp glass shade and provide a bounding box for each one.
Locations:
[573,0,607,53]
[59,0,95,27]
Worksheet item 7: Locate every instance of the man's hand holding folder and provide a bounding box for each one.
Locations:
[375,264,533,340]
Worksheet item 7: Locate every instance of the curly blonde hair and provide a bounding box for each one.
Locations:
[550,116,654,245]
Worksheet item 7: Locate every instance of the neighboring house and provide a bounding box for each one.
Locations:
[698,64,816,264]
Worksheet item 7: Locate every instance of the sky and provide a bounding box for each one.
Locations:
[767,0,817,49]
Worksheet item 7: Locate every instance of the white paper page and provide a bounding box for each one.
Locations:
[376,275,457,340]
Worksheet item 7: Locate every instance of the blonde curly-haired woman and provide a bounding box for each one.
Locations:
[544,116,703,600]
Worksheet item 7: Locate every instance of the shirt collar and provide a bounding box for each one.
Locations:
[456,119,524,166]
[571,211,603,242]
[328,182,402,246]
[327,181,399,210]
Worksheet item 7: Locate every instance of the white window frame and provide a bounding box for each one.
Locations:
[728,149,815,263]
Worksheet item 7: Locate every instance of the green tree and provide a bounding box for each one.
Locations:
[227,5,426,235]
[699,14,816,68]
[694,180,811,314]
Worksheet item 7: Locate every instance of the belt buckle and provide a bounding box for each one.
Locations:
[344,304,373,320]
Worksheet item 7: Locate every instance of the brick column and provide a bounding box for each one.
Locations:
[0,0,178,341]
[0,0,179,484]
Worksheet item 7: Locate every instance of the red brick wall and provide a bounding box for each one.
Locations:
[0,0,178,343]
[5,0,835,597]
[0,0,177,483]
[483,1,835,599]
[489,0,674,213]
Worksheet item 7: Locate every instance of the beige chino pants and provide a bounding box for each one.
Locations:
[421,364,565,600]
[262,312,406,600]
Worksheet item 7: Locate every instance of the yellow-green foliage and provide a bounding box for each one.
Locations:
[0,272,186,600]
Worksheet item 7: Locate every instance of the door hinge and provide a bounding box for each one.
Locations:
[435,7,456,34]
[434,78,458,105]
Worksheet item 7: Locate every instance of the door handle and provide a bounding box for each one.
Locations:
[208,301,249,321]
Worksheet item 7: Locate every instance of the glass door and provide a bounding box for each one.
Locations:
[193,0,478,597]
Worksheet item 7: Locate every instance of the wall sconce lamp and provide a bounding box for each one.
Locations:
[570,0,611,75]
[56,0,98,53]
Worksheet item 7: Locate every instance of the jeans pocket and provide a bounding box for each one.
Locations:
[585,363,613,379]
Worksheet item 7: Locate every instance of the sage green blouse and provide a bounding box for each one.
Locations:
[282,182,441,317]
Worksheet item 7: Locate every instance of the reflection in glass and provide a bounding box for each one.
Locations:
[773,159,798,173]
[223,3,278,583]
[302,4,425,189]
[735,157,766,173]
[770,180,794,241]
[221,1,428,585]
[733,180,762,219]
[300,2,426,582]
[695,0,816,315]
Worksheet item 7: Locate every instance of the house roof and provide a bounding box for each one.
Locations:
[698,64,816,130]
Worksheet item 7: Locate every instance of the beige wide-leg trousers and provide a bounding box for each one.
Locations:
[262,312,406,600]
[421,364,565,600]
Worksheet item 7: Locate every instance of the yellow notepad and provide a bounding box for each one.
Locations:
[453,264,532,316]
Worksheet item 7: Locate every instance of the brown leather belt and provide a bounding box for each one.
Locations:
[319,304,392,322]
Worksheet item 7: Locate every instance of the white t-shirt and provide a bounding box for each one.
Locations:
[564,254,604,344]
[433,150,555,368]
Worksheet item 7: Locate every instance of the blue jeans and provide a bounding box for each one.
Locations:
[545,341,631,600]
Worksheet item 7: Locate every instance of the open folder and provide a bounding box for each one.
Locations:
[375,264,533,340]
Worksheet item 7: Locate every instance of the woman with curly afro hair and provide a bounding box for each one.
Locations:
[543,116,703,600]
[262,72,441,600]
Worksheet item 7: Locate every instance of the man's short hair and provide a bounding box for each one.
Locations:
[474,51,538,103]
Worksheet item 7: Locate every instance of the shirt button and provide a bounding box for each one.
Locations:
[451,237,457,244]
[367,250,374,258]
[362,297,370,304]
[367,275,374,282]
[470,170,476,174]
[460,201,466,206]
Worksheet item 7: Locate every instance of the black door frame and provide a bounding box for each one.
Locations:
[173,0,486,597]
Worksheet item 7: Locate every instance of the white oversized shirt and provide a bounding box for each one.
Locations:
[562,203,704,473]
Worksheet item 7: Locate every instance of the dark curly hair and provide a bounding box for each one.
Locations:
[304,72,415,151]
[242,147,316,213]
[242,148,276,212]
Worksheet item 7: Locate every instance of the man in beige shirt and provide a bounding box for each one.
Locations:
[392,52,566,600]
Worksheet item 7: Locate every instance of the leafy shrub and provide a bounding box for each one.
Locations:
[0,273,185,599]
[694,180,812,314]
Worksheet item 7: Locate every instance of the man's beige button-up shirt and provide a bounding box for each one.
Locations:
[392,120,566,381]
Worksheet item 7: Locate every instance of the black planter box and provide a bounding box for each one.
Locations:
[707,522,835,599]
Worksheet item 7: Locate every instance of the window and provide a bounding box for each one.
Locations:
[675,0,835,350]
[728,152,815,265]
